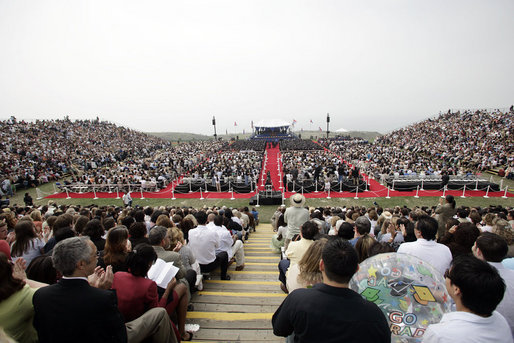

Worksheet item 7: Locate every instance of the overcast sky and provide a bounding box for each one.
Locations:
[0,0,512,136]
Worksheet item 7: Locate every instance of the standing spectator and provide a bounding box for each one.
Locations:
[283,194,310,250]
[122,192,133,208]
[23,193,33,207]
[435,195,457,239]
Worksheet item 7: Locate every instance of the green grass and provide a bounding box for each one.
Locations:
[8,179,513,224]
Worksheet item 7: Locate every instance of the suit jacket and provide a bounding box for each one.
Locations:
[435,203,456,238]
[33,278,127,343]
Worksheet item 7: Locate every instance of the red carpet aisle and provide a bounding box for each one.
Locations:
[256,144,282,192]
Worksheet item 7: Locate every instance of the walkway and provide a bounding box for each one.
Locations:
[186,224,283,342]
[257,145,282,192]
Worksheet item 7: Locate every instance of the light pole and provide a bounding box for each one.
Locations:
[326,113,330,139]
[212,116,217,141]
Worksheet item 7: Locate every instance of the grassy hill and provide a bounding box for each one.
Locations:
[147,130,382,142]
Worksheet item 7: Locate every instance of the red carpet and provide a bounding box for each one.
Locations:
[45,142,512,200]
[256,145,282,191]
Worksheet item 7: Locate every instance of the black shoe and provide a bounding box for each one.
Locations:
[221,275,231,280]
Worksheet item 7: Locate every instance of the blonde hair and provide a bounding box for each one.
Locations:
[298,238,328,286]
[156,215,174,228]
[184,214,198,227]
[30,210,42,222]
[167,227,185,250]
[493,219,513,245]
[330,216,340,228]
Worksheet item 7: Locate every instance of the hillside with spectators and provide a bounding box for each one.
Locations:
[321,109,513,179]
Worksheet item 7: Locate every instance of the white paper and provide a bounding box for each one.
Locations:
[147,258,179,289]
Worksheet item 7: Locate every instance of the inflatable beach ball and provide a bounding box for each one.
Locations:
[349,253,452,342]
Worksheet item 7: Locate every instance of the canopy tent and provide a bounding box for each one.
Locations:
[254,119,291,128]
[336,127,349,132]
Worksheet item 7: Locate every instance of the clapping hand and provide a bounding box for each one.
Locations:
[89,265,113,289]
[12,258,27,281]
[173,241,183,252]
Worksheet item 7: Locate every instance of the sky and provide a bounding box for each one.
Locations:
[0,0,513,136]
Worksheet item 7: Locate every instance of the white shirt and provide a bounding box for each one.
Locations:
[188,225,219,265]
[210,224,234,260]
[397,238,452,275]
[489,262,514,335]
[423,311,513,343]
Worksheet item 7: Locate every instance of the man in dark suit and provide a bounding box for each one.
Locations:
[33,236,177,343]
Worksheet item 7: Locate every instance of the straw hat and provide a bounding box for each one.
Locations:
[381,211,393,220]
[290,194,306,208]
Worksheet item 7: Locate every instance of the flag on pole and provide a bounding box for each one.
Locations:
[251,120,254,129]
[310,119,313,124]
[319,127,322,131]
[226,129,228,135]
[234,122,237,126]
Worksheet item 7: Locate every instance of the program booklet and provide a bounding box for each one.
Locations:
[147,258,180,289]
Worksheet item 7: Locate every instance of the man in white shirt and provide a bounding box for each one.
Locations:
[473,232,514,335]
[423,255,512,343]
[397,215,452,275]
[188,211,230,280]
[207,213,245,271]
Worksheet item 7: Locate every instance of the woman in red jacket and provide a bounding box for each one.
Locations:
[111,243,192,341]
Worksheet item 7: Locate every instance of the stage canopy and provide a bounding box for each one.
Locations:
[254,119,291,128]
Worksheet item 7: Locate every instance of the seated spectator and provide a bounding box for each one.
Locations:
[168,226,197,295]
[473,232,514,334]
[188,212,230,280]
[33,236,177,343]
[397,215,452,275]
[279,221,318,294]
[286,237,327,292]
[98,226,130,273]
[208,214,245,271]
[424,255,511,342]
[337,222,356,240]
[111,243,191,341]
[355,234,377,263]
[26,255,60,285]
[11,220,44,267]
[128,222,149,248]
[492,219,514,258]
[439,222,480,258]
[82,219,106,251]
[272,237,390,342]
[270,214,287,253]
[349,216,371,246]
[0,253,47,343]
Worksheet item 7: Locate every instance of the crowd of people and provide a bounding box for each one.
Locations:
[0,117,172,194]
[0,202,260,342]
[180,150,263,189]
[320,109,514,180]
[281,150,353,186]
[272,194,514,341]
